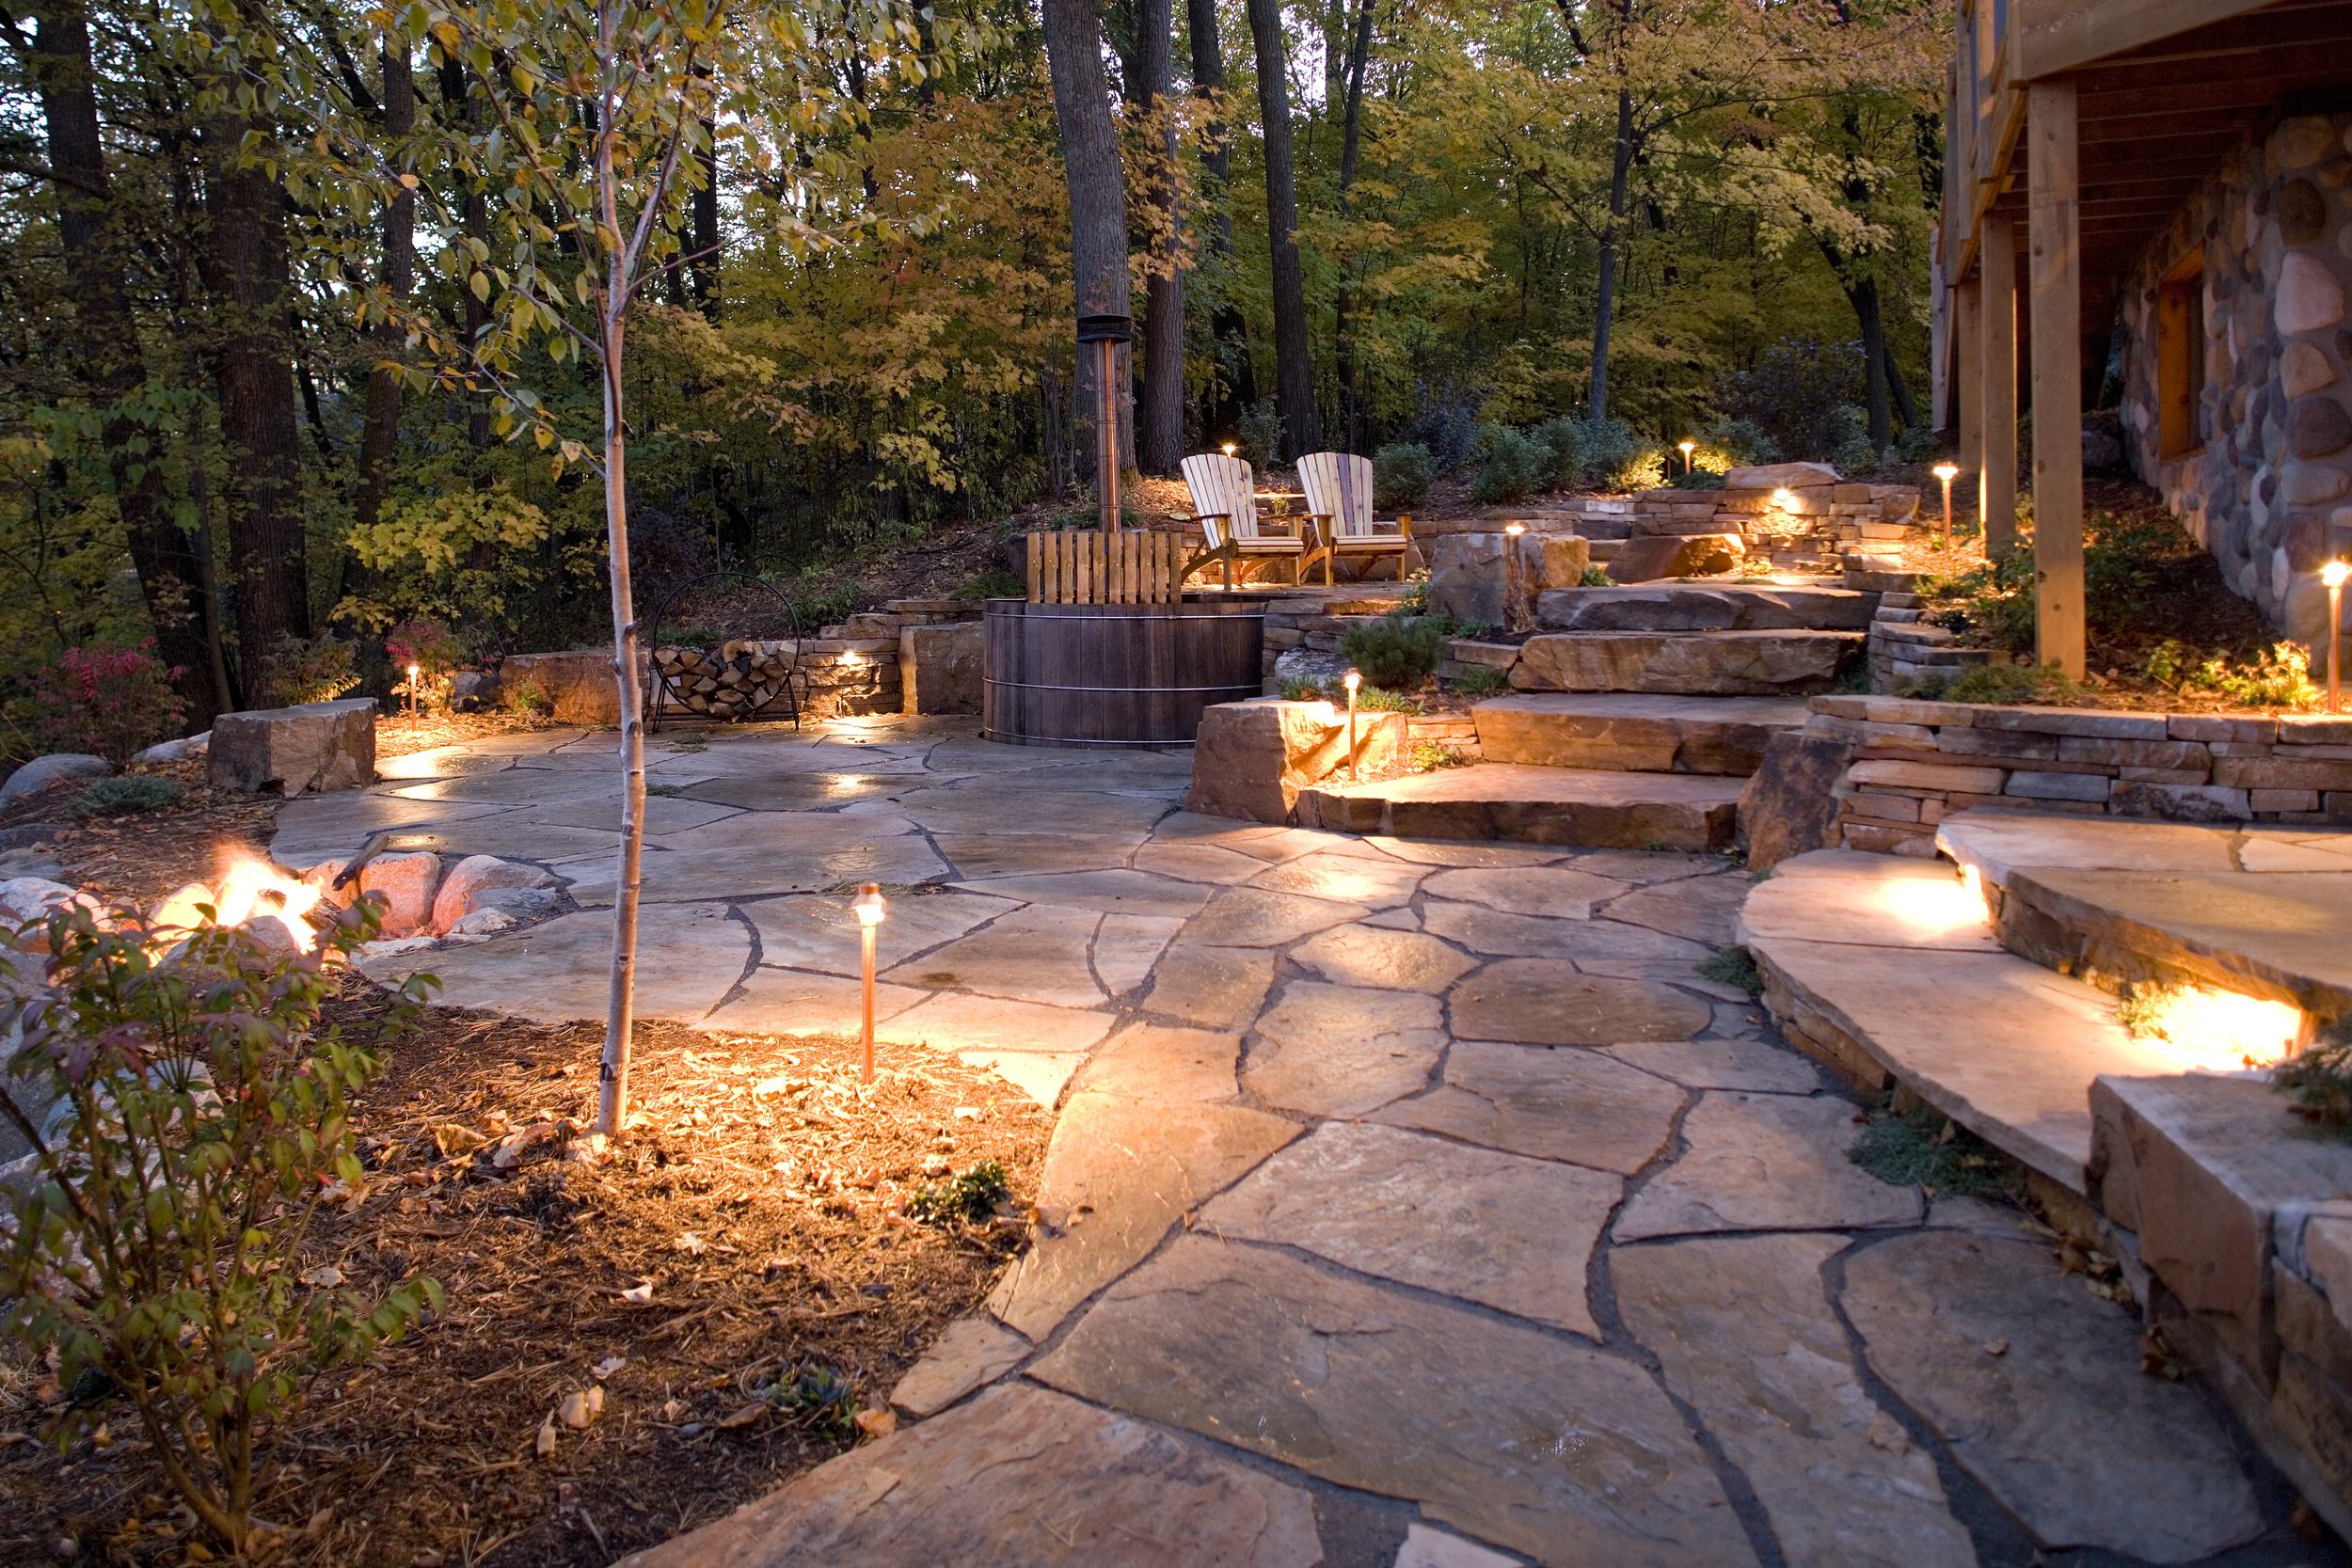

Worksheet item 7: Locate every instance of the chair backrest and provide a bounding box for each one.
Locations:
[1181,452,1260,545]
[1299,451,1375,537]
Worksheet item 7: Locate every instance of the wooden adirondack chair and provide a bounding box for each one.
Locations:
[1296,451,1412,585]
[1175,452,1303,587]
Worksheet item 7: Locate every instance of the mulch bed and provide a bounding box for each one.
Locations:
[0,998,1049,1567]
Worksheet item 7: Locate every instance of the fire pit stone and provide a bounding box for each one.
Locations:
[429,854,557,933]
[358,852,442,938]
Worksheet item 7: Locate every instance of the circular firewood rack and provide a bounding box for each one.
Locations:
[643,570,803,731]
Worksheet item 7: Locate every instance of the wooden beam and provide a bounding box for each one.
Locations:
[1980,214,2020,562]
[2022,0,2322,80]
[1957,278,1984,485]
[2028,78,2086,679]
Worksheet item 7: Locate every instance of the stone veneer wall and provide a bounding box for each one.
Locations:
[1800,694,2352,854]
[2119,112,2352,641]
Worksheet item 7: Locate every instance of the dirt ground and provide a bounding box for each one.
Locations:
[0,1000,1049,1568]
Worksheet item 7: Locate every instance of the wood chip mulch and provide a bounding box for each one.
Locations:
[0,995,1050,1568]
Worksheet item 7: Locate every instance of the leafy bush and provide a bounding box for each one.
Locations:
[1409,740,1469,772]
[784,572,860,632]
[1341,614,1448,688]
[21,642,188,765]
[1575,418,1638,488]
[1725,334,1867,461]
[906,1157,1009,1223]
[1701,417,1778,467]
[262,634,362,708]
[1579,564,1613,587]
[951,569,1026,601]
[0,898,441,1553]
[1238,398,1282,467]
[2144,640,2321,709]
[72,775,184,817]
[1350,683,1423,714]
[1530,418,1586,490]
[1470,425,1545,504]
[1373,442,1438,509]
[1277,676,1327,702]
[1611,443,1669,492]
[1901,661,2082,705]
[771,1361,860,1439]
[503,674,552,717]
[1402,391,1481,471]
[2278,1031,2352,1128]
[386,618,467,712]
[1830,405,1877,474]
[1449,664,1510,696]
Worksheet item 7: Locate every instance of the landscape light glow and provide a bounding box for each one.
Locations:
[853,882,886,1085]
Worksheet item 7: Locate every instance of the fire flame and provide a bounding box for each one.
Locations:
[151,849,324,954]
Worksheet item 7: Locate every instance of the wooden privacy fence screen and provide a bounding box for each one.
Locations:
[1025,529,1190,604]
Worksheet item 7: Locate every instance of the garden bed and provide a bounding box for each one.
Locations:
[0,1000,1048,1568]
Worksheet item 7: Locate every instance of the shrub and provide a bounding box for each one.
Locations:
[1277,676,1327,702]
[1830,405,1877,474]
[262,634,361,708]
[1902,661,2081,705]
[1666,467,1726,491]
[0,898,442,1554]
[951,569,1026,601]
[1579,564,1612,587]
[2278,1031,2352,1128]
[1372,442,1438,509]
[906,1157,1009,1223]
[22,642,188,765]
[1470,425,1545,504]
[1341,614,1448,689]
[385,618,467,712]
[1449,665,1510,696]
[72,775,184,817]
[1575,418,1639,489]
[1351,683,1423,713]
[1701,417,1777,467]
[1409,740,1468,772]
[1396,574,1431,615]
[1611,443,1669,492]
[1402,391,1481,471]
[1849,1105,2021,1199]
[1237,398,1281,467]
[1530,418,1586,490]
[783,572,859,631]
[1724,334,1867,461]
[503,674,552,717]
[2144,640,2320,709]
[1698,945,1763,995]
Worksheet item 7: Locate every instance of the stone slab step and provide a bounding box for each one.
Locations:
[1512,630,1867,697]
[1472,693,1808,776]
[1535,584,1877,634]
[1294,763,1740,849]
[1738,851,2190,1195]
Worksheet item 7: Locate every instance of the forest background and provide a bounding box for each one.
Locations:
[0,0,1943,737]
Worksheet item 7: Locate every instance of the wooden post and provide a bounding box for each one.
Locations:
[1955,277,1982,500]
[1979,214,2019,562]
[2028,79,2085,679]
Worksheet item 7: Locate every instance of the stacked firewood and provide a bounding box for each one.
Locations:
[649,640,796,720]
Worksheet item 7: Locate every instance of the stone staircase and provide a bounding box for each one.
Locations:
[1295,582,1883,848]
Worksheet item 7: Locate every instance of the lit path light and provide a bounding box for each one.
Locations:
[1503,521,1525,536]
[853,882,886,1085]
[1343,667,1362,783]
[1873,868,1994,944]
[406,662,421,717]
[1221,441,1237,458]
[1678,438,1696,475]
[2126,983,2305,1073]
[2325,561,2348,713]
[1932,462,1962,555]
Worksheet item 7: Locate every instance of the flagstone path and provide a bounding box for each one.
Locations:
[285,719,2331,1568]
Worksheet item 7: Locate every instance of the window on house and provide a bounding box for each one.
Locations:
[2157,250,2205,459]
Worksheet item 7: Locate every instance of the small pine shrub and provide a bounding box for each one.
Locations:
[1471,426,1545,504]
[1849,1106,2022,1199]
[1449,665,1510,696]
[1373,442,1438,509]
[1666,467,1725,490]
[72,775,184,817]
[1341,614,1448,689]
[1576,418,1639,488]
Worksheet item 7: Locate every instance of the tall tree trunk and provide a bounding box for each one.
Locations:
[197,31,310,695]
[1246,0,1321,456]
[1853,273,1893,451]
[439,57,493,450]
[1133,0,1183,474]
[689,119,720,315]
[1588,86,1634,427]
[353,46,415,554]
[29,0,221,722]
[1041,0,1134,495]
[1330,0,1374,453]
[1884,331,1919,431]
[1188,0,1255,442]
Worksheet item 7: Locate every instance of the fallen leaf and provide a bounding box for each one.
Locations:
[591,1356,627,1380]
[716,1402,766,1430]
[534,1413,557,1458]
[299,1264,345,1289]
[674,1232,707,1256]
[619,1283,655,1304]
[853,1407,897,1439]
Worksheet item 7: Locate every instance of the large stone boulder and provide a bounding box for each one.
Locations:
[500,650,638,725]
[1512,631,1863,696]
[358,850,441,938]
[1186,699,1409,824]
[1724,461,1841,489]
[208,699,376,796]
[1737,730,1855,869]
[1606,533,1746,583]
[1429,531,1592,628]
[429,854,557,935]
[900,621,983,715]
[133,733,210,766]
[1536,585,1875,633]
[0,753,112,805]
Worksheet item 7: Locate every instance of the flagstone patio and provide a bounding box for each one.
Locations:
[280,719,2330,1567]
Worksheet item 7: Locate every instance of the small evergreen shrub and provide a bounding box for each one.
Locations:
[1341,614,1448,688]
[72,775,184,817]
[1471,426,1545,504]
[1576,418,1639,488]
[1849,1106,2021,1199]
[1373,442,1438,508]
[1277,676,1326,702]
[1697,945,1762,996]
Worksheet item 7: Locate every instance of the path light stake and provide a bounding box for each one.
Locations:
[1343,667,1362,782]
[853,882,886,1085]
[1678,439,1696,475]
[2326,561,2349,714]
[1932,462,1961,555]
[1221,441,1237,459]
[405,662,421,718]
[1077,314,1133,534]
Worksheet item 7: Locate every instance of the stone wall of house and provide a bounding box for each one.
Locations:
[2119,113,2352,641]
[1800,693,2352,854]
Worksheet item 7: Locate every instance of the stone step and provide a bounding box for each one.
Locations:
[1535,584,1877,634]
[1932,810,2352,1031]
[1472,693,1809,776]
[1586,539,1624,562]
[1293,763,1740,850]
[1738,850,2192,1195]
[1568,515,1635,540]
[1511,630,1867,697]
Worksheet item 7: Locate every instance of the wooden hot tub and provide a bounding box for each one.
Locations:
[981,596,1267,748]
